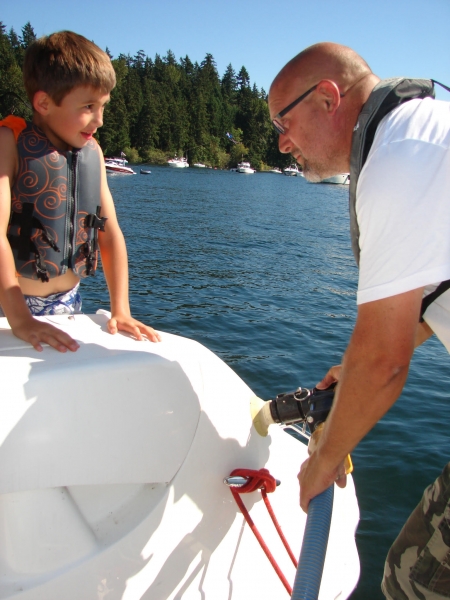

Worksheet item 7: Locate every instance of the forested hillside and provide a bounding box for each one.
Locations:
[0,21,290,169]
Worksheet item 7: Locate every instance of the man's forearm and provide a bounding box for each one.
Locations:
[319,314,432,453]
[299,329,413,512]
[316,339,411,471]
[299,290,423,511]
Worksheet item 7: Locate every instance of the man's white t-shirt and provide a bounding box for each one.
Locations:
[356,97,450,350]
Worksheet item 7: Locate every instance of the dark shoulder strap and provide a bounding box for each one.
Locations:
[420,280,450,322]
[431,79,450,94]
[349,78,436,265]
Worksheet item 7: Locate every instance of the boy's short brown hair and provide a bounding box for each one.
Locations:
[23,30,116,105]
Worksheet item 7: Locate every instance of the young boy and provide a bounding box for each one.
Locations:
[0,31,161,352]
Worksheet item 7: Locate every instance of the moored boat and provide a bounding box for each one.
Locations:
[105,157,135,175]
[140,168,152,174]
[269,168,282,174]
[320,173,350,184]
[237,161,256,174]
[167,156,189,168]
[192,162,206,168]
[283,164,300,176]
[0,311,360,599]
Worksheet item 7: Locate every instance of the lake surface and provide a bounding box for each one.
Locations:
[83,165,450,599]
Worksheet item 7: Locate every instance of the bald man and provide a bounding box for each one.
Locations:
[269,43,450,600]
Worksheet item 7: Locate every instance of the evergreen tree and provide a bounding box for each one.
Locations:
[97,57,130,154]
[8,27,22,66]
[0,24,30,119]
[20,22,36,50]
[237,66,250,90]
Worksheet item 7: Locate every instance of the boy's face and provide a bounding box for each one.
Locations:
[35,86,110,151]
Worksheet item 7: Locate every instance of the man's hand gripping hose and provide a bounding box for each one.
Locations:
[250,383,353,600]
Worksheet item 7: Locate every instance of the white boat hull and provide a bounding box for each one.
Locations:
[237,162,255,174]
[0,313,360,599]
[283,165,300,176]
[105,158,135,175]
[105,166,135,174]
[167,158,189,168]
[320,173,350,184]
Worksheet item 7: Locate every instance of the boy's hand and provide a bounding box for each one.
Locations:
[107,314,161,342]
[12,317,80,353]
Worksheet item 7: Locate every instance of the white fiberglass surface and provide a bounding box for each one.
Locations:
[0,314,360,599]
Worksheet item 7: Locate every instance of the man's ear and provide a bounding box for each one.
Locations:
[316,80,342,115]
[33,91,52,116]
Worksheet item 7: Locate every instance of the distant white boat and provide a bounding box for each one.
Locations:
[193,162,206,168]
[167,156,189,168]
[105,157,135,175]
[269,168,282,174]
[237,161,256,174]
[283,164,300,176]
[320,173,350,185]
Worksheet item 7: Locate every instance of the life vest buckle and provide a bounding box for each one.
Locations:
[85,212,107,232]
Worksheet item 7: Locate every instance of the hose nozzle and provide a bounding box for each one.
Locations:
[250,385,336,437]
[250,395,275,437]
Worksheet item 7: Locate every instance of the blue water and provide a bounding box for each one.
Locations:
[83,165,450,599]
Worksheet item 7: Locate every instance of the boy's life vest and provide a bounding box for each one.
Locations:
[1,117,107,282]
[349,78,450,321]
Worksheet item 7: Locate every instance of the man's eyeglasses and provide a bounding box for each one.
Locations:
[272,83,345,135]
[272,85,318,135]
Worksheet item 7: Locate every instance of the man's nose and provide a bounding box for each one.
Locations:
[278,133,292,154]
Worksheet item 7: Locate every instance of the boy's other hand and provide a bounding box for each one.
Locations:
[108,314,162,342]
[12,318,80,352]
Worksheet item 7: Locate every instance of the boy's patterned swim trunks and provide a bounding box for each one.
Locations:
[0,284,82,317]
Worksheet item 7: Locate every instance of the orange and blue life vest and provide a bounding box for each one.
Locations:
[0,116,107,281]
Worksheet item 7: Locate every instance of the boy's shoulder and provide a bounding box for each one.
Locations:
[0,116,27,142]
[0,118,21,183]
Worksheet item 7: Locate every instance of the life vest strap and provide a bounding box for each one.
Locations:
[33,246,50,283]
[8,203,58,282]
[420,280,450,322]
[84,210,107,232]
[9,206,61,254]
[83,206,107,276]
[431,79,450,94]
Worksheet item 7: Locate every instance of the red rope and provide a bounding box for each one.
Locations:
[228,468,297,596]
[261,488,298,567]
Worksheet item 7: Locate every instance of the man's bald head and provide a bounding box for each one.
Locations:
[270,42,374,98]
[268,43,379,181]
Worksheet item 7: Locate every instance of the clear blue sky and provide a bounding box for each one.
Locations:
[2,0,450,99]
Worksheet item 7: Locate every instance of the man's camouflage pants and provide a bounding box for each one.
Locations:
[382,462,450,599]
